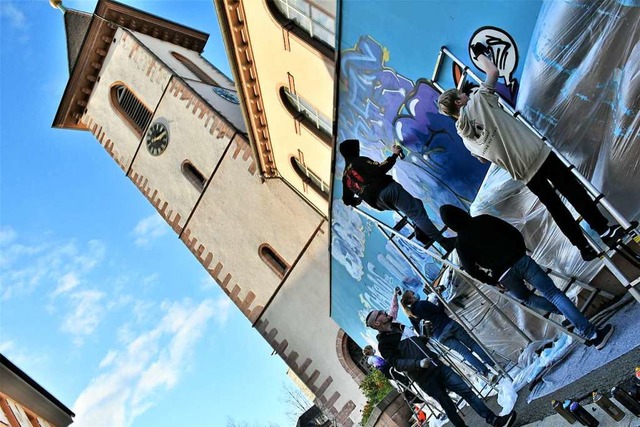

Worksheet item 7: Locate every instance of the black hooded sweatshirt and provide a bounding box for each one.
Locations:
[339,139,398,209]
[440,205,526,284]
[376,323,439,381]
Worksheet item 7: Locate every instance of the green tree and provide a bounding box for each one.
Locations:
[359,369,394,426]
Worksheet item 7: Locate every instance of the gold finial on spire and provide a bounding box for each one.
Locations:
[49,0,67,13]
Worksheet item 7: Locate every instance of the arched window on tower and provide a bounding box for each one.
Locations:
[290,156,330,200]
[110,84,152,137]
[170,51,219,86]
[258,244,290,278]
[266,0,336,52]
[181,161,207,192]
[280,86,332,146]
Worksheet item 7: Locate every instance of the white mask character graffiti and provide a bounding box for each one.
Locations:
[469,27,519,92]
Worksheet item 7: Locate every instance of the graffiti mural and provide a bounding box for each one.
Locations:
[470,26,520,102]
[331,0,543,347]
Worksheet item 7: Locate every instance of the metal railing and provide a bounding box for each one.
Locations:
[431,46,640,300]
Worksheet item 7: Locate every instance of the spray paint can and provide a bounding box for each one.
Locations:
[569,401,599,426]
[611,386,640,417]
[592,391,625,421]
[552,399,577,424]
[419,320,433,338]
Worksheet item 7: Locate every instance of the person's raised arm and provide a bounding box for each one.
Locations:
[367,149,400,175]
[479,54,499,88]
[471,43,498,89]
[389,288,400,320]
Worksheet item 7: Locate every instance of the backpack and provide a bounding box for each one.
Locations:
[344,164,367,194]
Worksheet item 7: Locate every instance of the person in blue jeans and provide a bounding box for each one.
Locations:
[339,139,455,252]
[401,290,496,380]
[439,204,614,350]
[366,309,517,427]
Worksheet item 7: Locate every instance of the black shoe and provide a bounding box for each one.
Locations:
[579,245,599,261]
[493,410,517,427]
[587,324,614,350]
[601,224,626,248]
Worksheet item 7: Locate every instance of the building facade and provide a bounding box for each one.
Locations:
[52,0,366,424]
[0,354,74,427]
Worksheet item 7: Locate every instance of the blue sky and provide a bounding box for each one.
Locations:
[0,1,302,426]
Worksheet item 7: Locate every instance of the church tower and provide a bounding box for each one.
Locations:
[51,0,366,424]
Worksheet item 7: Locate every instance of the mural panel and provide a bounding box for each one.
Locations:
[330,0,543,347]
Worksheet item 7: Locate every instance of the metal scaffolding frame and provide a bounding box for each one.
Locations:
[389,336,498,427]
[355,205,587,345]
[431,46,640,301]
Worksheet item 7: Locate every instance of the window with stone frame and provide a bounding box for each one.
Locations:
[280,86,333,146]
[170,51,219,86]
[181,160,207,192]
[258,244,290,278]
[267,0,336,51]
[290,156,330,200]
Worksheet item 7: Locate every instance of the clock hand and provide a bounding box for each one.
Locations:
[152,130,167,142]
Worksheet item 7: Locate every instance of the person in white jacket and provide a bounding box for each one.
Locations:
[437,43,623,261]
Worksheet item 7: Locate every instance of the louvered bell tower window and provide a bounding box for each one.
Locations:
[110,84,152,137]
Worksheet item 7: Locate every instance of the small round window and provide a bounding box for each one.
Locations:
[212,86,240,104]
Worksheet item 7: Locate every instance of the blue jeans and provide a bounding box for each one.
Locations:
[500,256,596,338]
[416,364,496,427]
[376,181,440,241]
[506,283,562,315]
[438,322,495,376]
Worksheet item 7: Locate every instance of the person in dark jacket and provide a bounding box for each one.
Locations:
[439,204,614,350]
[339,139,455,252]
[366,309,516,427]
[401,290,496,380]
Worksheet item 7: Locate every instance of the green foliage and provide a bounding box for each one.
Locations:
[359,369,394,426]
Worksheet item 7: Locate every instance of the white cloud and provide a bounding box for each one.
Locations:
[199,274,216,291]
[0,226,17,246]
[52,272,81,297]
[0,340,15,354]
[99,350,118,369]
[0,2,29,43]
[0,2,26,29]
[0,339,48,375]
[72,298,218,427]
[212,296,232,327]
[1,236,105,301]
[132,214,169,247]
[61,290,107,345]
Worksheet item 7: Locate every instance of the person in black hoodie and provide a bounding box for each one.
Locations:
[439,204,614,350]
[366,309,516,427]
[339,139,455,252]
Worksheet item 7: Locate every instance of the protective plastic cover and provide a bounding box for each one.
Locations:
[330,0,640,363]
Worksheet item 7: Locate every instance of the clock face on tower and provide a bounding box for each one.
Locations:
[212,86,240,104]
[145,122,169,156]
